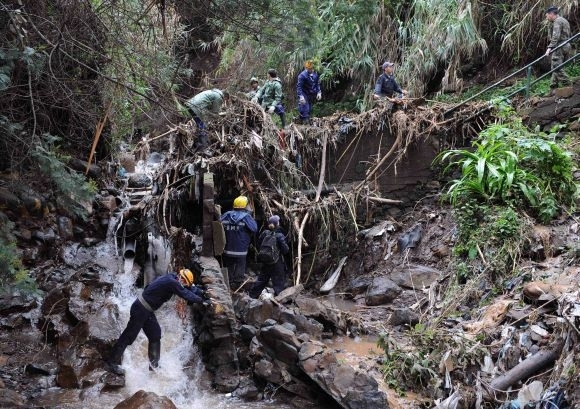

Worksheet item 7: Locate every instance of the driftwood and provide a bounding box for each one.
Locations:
[486,339,564,399]
[365,196,403,205]
[319,256,348,293]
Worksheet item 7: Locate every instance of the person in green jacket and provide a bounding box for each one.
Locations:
[185,89,229,149]
[253,69,285,128]
[544,6,571,91]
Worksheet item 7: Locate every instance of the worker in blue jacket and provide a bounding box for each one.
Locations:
[106,269,206,375]
[220,195,258,290]
[296,60,321,124]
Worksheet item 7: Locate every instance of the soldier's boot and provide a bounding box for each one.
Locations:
[148,340,161,371]
[106,342,127,375]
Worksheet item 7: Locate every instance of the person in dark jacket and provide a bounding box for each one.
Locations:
[296,60,321,124]
[373,61,407,101]
[220,195,258,290]
[249,215,290,298]
[106,269,206,375]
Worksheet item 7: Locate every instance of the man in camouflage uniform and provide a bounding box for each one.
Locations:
[544,6,571,91]
[253,69,285,128]
[185,89,229,149]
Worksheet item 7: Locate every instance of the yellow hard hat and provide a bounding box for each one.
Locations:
[304,60,314,69]
[233,195,249,209]
[179,269,194,286]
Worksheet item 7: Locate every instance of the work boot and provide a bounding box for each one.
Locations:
[106,342,126,375]
[148,340,161,371]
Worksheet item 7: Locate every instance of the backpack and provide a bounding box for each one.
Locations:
[258,230,280,264]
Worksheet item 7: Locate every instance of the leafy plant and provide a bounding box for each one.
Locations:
[31,134,96,220]
[0,217,27,289]
[436,104,577,223]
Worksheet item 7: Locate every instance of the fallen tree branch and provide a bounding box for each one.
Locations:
[355,131,402,191]
[314,131,328,203]
[485,339,564,400]
[365,196,403,204]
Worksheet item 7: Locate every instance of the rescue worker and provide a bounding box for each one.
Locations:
[184,89,229,149]
[296,60,321,124]
[544,6,571,92]
[249,215,290,298]
[373,61,408,101]
[247,77,261,101]
[220,195,258,290]
[253,69,286,128]
[106,269,206,375]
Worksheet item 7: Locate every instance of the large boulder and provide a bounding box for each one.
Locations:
[364,277,402,306]
[390,264,441,289]
[113,390,177,409]
[294,297,346,333]
[298,341,389,409]
[258,324,302,365]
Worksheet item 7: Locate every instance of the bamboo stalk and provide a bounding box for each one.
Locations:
[86,100,112,174]
[314,131,328,203]
[355,132,402,191]
[294,211,310,286]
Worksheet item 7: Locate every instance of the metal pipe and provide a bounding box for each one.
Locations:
[444,32,580,117]
[461,52,580,124]
[123,239,136,259]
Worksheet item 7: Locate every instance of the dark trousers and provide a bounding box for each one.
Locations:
[223,255,247,288]
[117,299,161,347]
[188,109,208,148]
[249,258,286,298]
[298,95,316,120]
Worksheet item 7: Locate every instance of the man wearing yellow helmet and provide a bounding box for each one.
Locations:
[219,195,257,290]
[296,60,322,125]
[105,269,207,375]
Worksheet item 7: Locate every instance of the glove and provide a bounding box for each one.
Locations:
[316,92,322,101]
[298,95,306,105]
[202,298,213,308]
[268,106,275,114]
[251,96,258,103]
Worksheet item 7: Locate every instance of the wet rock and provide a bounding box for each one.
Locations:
[194,257,239,392]
[279,310,323,339]
[33,228,56,243]
[128,174,152,188]
[239,324,258,344]
[101,371,125,390]
[388,308,420,327]
[258,324,302,365]
[364,277,402,306]
[243,299,277,326]
[298,341,389,409]
[390,264,441,289]
[57,216,73,240]
[294,297,345,333]
[0,388,26,407]
[68,158,102,179]
[254,358,292,384]
[397,224,422,252]
[275,284,303,303]
[233,377,261,400]
[113,390,177,409]
[25,363,57,376]
[213,367,240,393]
[0,292,38,316]
[346,277,373,297]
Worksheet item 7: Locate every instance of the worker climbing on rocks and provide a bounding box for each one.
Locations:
[105,269,208,375]
[296,60,321,125]
[185,89,229,150]
[220,195,258,290]
[249,215,290,298]
[253,69,286,128]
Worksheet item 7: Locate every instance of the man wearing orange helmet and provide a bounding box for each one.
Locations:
[220,195,257,290]
[296,60,321,125]
[105,269,206,375]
